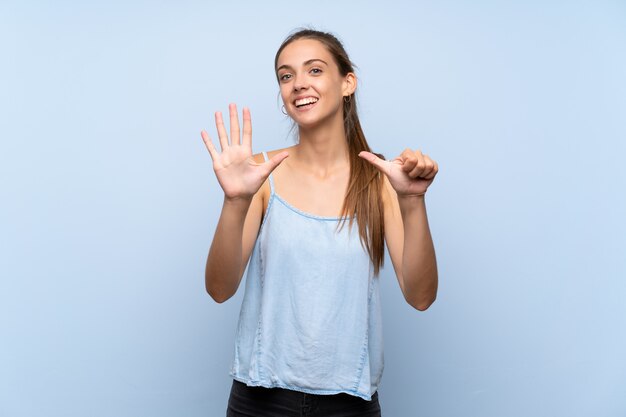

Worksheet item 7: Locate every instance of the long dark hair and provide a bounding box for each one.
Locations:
[274,29,385,276]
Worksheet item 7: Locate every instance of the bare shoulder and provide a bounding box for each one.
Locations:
[266,146,296,159]
[251,146,293,211]
[251,146,294,163]
[251,152,265,164]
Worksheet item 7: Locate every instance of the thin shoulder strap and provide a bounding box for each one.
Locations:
[261,151,275,195]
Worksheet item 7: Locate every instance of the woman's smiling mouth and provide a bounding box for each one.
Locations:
[294,97,319,109]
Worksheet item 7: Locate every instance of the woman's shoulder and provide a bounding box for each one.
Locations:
[251,146,296,162]
[250,146,295,208]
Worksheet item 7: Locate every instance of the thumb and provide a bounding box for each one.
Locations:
[358,151,387,173]
[261,151,289,176]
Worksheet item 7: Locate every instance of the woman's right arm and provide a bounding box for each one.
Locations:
[205,159,265,303]
[201,104,288,303]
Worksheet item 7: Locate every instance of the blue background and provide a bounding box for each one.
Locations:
[1,1,625,416]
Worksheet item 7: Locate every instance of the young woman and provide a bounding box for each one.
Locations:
[201,29,439,417]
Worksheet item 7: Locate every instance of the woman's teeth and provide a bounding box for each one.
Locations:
[295,97,318,107]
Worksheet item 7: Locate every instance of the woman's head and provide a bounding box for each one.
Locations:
[274,29,358,130]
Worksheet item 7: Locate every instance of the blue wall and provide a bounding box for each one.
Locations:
[1,1,625,416]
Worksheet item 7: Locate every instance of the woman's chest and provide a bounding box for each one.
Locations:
[271,165,350,218]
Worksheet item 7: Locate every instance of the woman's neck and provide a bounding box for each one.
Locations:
[293,116,349,175]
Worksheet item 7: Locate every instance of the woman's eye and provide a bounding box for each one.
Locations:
[310,68,322,74]
[279,73,292,81]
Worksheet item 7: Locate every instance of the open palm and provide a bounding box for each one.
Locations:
[201,104,288,200]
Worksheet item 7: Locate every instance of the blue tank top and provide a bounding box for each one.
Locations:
[229,151,384,401]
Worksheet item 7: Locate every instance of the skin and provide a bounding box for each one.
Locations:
[201,38,439,311]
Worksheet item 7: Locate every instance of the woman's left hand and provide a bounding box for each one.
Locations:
[359,149,438,197]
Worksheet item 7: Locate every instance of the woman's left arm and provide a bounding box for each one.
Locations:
[359,149,439,311]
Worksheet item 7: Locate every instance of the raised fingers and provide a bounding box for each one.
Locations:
[215,111,229,151]
[200,130,219,162]
[229,103,241,146]
[242,107,252,148]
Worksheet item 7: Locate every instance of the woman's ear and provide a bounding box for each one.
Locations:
[342,72,357,97]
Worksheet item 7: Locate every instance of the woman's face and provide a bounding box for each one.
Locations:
[276,39,354,128]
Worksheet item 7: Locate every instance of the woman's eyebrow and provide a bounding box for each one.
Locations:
[276,59,329,72]
[303,58,328,67]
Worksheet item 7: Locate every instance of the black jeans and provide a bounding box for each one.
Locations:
[227,380,382,417]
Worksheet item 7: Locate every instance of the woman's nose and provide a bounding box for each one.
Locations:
[293,75,308,91]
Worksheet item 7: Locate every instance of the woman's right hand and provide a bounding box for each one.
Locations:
[201,104,288,201]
